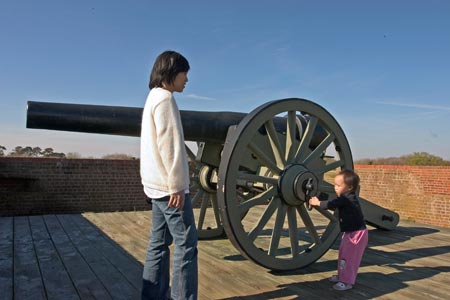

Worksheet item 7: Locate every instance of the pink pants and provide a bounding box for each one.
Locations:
[337,229,368,285]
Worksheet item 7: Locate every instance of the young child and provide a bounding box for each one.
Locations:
[140,50,198,300]
[309,169,368,291]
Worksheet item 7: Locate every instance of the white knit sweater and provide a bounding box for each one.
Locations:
[140,88,190,194]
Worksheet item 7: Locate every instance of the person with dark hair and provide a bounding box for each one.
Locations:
[140,50,198,300]
[309,169,368,291]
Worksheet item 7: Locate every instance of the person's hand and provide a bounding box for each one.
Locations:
[168,191,185,210]
[309,196,320,207]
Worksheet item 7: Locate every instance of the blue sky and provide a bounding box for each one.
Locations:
[1,0,450,160]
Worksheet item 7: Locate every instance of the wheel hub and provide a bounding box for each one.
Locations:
[199,165,218,193]
[278,164,319,206]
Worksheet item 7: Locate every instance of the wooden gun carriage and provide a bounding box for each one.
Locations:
[27,98,399,271]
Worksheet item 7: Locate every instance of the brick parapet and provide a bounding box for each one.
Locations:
[1,158,449,228]
[0,157,148,216]
[355,164,450,228]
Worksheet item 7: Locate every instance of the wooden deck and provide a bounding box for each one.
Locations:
[1,208,450,300]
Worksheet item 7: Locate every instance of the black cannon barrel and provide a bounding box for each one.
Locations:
[26,101,328,145]
[26,101,247,143]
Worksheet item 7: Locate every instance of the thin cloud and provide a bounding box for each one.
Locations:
[375,101,450,111]
[184,94,218,101]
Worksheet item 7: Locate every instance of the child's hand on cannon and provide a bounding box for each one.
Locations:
[309,196,320,207]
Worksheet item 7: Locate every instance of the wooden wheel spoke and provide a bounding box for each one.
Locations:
[315,206,338,222]
[239,187,277,213]
[303,132,335,165]
[191,189,203,206]
[248,141,282,174]
[190,181,200,191]
[313,160,344,175]
[264,119,286,169]
[197,192,209,230]
[287,207,299,258]
[268,202,287,256]
[295,116,318,163]
[209,193,222,226]
[297,205,321,244]
[248,197,280,241]
[237,172,278,186]
[285,111,299,163]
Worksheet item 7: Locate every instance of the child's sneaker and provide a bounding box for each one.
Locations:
[328,275,339,283]
[333,282,353,291]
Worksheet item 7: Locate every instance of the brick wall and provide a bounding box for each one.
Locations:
[0,157,148,216]
[356,165,450,228]
[1,158,449,228]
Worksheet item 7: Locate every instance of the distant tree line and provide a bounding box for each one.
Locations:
[0,146,448,165]
[0,145,136,160]
[0,146,66,158]
[355,152,450,166]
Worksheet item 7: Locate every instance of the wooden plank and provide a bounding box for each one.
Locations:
[29,215,79,300]
[83,210,450,300]
[44,215,112,300]
[360,237,450,298]
[72,214,143,286]
[83,212,149,263]
[0,217,13,300]
[57,214,140,300]
[2,208,449,300]
[13,216,46,300]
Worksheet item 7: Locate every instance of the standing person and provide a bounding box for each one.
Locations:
[140,50,198,300]
[309,170,368,291]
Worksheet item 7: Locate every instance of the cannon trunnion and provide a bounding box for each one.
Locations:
[27,98,399,271]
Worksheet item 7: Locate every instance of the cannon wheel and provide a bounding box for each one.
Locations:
[218,98,354,271]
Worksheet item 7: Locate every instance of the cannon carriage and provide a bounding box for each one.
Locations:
[27,98,399,271]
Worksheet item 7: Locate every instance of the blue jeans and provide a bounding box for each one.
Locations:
[142,194,198,300]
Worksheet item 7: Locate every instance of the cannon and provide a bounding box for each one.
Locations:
[27,98,399,271]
